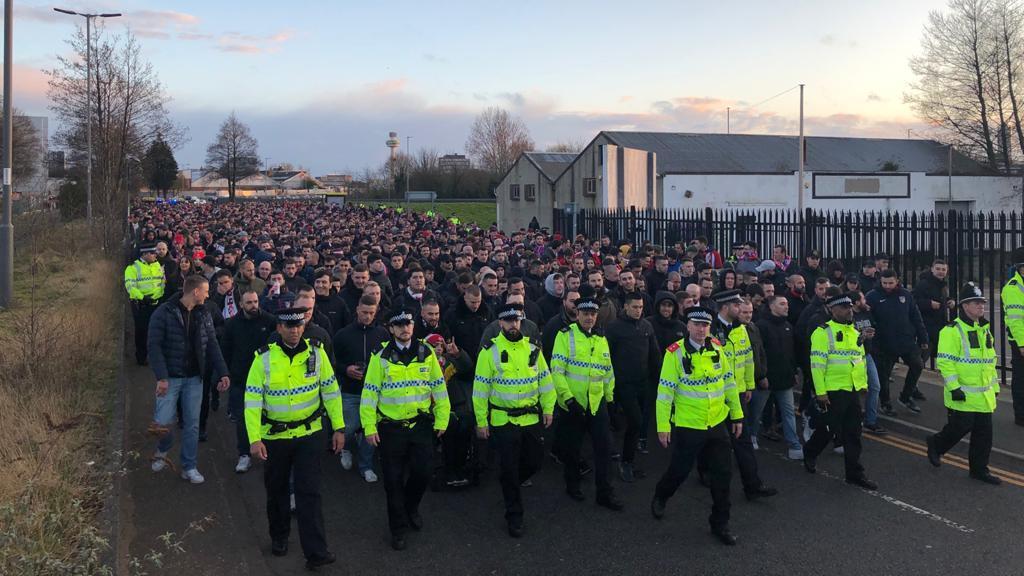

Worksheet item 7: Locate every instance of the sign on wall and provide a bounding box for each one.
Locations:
[812,173,910,199]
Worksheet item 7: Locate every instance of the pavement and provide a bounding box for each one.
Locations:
[118,359,1024,576]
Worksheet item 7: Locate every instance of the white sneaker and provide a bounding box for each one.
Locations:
[751,436,760,451]
[339,450,353,471]
[151,451,168,472]
[289,494,296,512]
[362,469,379,483]
[788,448,805,460]
[235,455,251,473]
[833,446,845,455]
[181,468,205,484]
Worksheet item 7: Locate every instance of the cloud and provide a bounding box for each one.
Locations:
[819,34,836,46]
[819,34,858,48]
[216,29,294,54]
[7,63,51,115]
[422,53,448,64]
[178,32,214,41]
[867,93,883,102]
[497,92,526,107]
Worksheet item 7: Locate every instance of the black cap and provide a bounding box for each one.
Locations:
[1012,248,1024,268]
[958,282,986,304]
[497,303,524,321]
[825,294,854,308]
[807,249,822,259]
[574,295,601,312]
[712,289,743,305]
[684,306,714,324]
[730,242,744,250]
[139,243,158,253]
[387,308,416,326]
[276,306,309,326]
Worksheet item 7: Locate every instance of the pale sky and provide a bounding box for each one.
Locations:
[6,0,940,174]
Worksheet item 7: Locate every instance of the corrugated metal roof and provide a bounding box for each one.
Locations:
[602,132,992,175]
[524,152,576,181]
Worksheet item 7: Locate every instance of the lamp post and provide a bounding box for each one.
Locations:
[0,0,13,308]
[53,8,121,222]
[405,135,412,206]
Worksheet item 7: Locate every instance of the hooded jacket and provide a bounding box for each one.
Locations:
[647,291,686,351]
[538,273,564,322]
[443,295,493,360]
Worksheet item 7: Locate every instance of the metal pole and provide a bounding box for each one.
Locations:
[727,107,730,134]
[798,83,805,214]
[0,0,13,308]
[85,15,92,221]
[405,136,411,206]
[948,144,953,205]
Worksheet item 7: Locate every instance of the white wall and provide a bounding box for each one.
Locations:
[662,172,1021,212]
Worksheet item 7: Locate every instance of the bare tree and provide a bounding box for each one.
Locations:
[205,112,259,201]
[545,138,587,153]
[0,102,42,185]
[465,107,534,174]
[996,0,1024,157]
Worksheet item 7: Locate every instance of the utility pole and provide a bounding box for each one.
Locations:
[798,83,805,215]
[948,144,953,206]
[726,107,730,134]
[405,136,412,206]
[0,0,13,308]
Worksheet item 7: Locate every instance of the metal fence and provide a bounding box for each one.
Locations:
[554,206,1024,373]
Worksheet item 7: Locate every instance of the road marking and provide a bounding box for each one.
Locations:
[864,433,1024,488]
[874,415,1024,462]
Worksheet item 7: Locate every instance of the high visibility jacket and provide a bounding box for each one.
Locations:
[243,339,343,444]
[1001,271,1024,344]
[550,323,614,413]
[937,318,999,413]
[472,332,556,427]
[360,340,451,436]
[124,259,165,301]
[809,320,867,396]
[656,338,743,432]
[714,320,755,392]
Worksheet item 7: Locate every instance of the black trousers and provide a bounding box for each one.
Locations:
[654,422,732,531]
[132,301,157,364]
[933,409,993,475]
[615,383,645,464]
[698,394,763,492]
[442,407,474,477]
[877,347,924,404]
[490,422,545,522]
[1012,345,1024,421]
[264,431,328,559]
[804,390,865,479]
[558,403,613,496]
[379,422,433,536]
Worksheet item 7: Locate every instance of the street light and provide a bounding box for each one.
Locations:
[53,8,122,222]
[1,0,13,308]
[405,136,412,206]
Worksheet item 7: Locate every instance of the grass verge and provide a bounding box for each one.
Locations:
[0,212,121,575]
[378,201,497,227]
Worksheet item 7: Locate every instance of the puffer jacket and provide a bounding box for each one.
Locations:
[647,291,686,351]
[148,292,228,382]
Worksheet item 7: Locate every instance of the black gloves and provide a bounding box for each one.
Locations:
[565,397,585,417]
[950,388,967,402]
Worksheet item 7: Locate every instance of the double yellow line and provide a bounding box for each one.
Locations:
[865,433,1024,488]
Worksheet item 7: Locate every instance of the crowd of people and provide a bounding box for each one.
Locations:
[123,200,1016,570]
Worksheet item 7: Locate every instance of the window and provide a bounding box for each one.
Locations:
[509,184,520,201]
[525,184,536,201]
[583,178,597,196]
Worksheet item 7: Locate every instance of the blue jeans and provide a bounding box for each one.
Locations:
[154,376,203,471]
[342,393,375,473]
[863,354,880,425]
[746,387,800,450]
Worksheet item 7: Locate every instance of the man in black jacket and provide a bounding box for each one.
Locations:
[220,288,276,473]
[147,275,229,484]
[912,259,955,363]
[647,291,686,352]
[606,292,662,481]
[753,295,803,459]
[867,269,929,414]
[443,285,492,362]
[542,289,579,362]
[314,269,351,334]
[332,296,390,482]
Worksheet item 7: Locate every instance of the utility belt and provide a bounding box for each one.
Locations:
[377,409,434,429]
[262,402,325,436]
[489,402,540,418]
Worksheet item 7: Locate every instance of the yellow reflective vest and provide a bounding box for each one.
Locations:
[472,332,556,427]
[937,317,999,413]
[243,339,343,444]
[656,338,743,432]
[809,320,868,396]
[1001,271,1024,344]
[360,340,451,436]
[550,323,614,413]
[715,320,755,392]
[124,259,165,301]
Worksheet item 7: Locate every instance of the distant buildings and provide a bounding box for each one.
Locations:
[439,153,471,172]
[19,116,49,198]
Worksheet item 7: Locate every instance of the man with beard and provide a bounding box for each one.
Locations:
[414,298,448,340]
[648,291,686,352]
[235,258,267,296]
[868,270,928,415]
[586,268,618,330]
[444,285,492,362]
[913,259,955,363]
[616,270,653,313]
[220,289,277,473]
[473,303,555,537]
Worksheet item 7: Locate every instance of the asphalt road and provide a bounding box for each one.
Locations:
[120,362,1024,576]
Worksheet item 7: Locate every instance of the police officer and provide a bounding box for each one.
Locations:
[802,293,878,491]
[705,289,777,500]
[361,307,451,551]
[1000,247,1024,426]
[244,306,345,570]
[473,303,556,537]
[927,282,1002,484]
[125,243,166,365]
[550,295,624,511]
[650,306,742,546]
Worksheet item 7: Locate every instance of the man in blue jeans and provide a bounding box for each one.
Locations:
[147,275,230,484]
[852,291,887,434]
[751,295,804,459]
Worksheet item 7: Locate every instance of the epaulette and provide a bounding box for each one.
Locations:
[482,339,495,350]
[307,337,322,348]
[666,342,680,352]
[559,325,572,333]
[1011,279,1019,286]
[256,344,271,355]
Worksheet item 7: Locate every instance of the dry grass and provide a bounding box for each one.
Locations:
[0,213,121,575]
